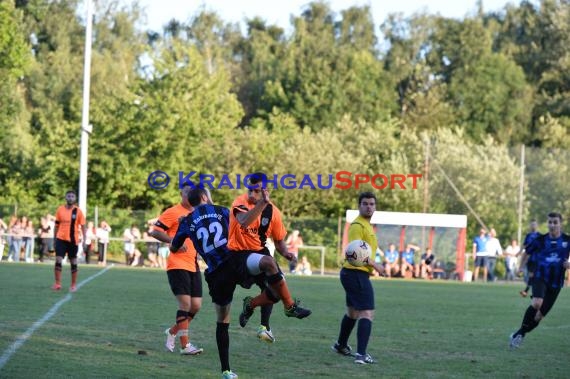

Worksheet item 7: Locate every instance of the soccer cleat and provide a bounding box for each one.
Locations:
[70,285,77,293]
[509,333,524,349]
[257,326,275,343]
[164,328,176,352]
[519,290,528,298]
[51,283,61,291]
[354,353,375,364]
[222,370,238,379]
[284,299,312,319]
[331,342,353,356]
[239,296,254,327]
[180,342,203,355]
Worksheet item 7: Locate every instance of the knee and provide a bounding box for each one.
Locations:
[531,299,543,311]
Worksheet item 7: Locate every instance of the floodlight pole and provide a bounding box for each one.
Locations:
[79,0,94,216]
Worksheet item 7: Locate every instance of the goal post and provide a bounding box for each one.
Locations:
[343,210,468,280]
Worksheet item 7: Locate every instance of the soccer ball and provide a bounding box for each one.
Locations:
[344,240,372,267]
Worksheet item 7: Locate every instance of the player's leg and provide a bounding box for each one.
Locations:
[510,280,547,348]
[333,268,359,356]
[68,243,79,292]
[52,239,66,290]
[351,272,376,364]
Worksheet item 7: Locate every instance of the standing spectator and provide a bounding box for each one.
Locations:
[38,216,53,262]
[83,221,97,264]
[23,219,35,263]
[96,220,111,266]
[8,217,23,262]
[472,228,489,282]
[520,220,541,297]
[143,220,160,268]
[0,217,7,260]
[285,230,303,274]
[509,212,570,349]
[486,228,503,282]
[123,224,142,266]
[53,190,86,292]
[504,239,520,281]
[332,192,384,364]
[150,184,203,355]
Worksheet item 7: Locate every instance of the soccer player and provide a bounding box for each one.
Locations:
[171,185,310,379]
[52,190,86,292]
[509,212,570,349]
[149,184,203,355]
[519,220,540,297]
[332,192,384,364]
[230,172,311,343]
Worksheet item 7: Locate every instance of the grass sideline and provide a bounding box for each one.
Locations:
[1,263,569,378]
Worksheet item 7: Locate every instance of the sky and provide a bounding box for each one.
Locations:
[131,0,520,33]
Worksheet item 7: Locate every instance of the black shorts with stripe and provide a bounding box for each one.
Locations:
[167,269,203,297]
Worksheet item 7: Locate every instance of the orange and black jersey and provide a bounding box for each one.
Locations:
[153,203,198,272]
[227,193,287,252]
[55,205,85,245]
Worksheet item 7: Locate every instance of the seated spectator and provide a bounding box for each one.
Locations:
[383,243,400,278]
[419,248,435,279]
[296,255,312,275]
[372,247,384,277]
[401,243,420,278]
[432,260,446,279]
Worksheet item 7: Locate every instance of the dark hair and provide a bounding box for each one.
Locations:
[187,187,209,207]
[66,190,76,195]
[547,212,562,222]
[358,192,376,205]
[248,172,266,186]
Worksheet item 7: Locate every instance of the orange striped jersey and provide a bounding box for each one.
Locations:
[228,193,287,252]
[153,203,198,272]
[55,205,86,244]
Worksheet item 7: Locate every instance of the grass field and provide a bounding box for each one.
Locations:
[1,263,569,379]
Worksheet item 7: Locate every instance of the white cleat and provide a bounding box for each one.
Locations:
[180,342,203,355]
[164,328,175,352]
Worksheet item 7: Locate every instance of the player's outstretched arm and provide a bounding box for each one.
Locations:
[274,239,294,261]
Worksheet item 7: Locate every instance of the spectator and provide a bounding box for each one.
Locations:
[84,221,97,264]
[96,220,111,266]
[286,230,304,274]
[38,216,53,262]
[401,243,420,278]
[419,248,436,279]
[296,255,312,275]
[504,239,520,281]
[23,219,35,263]
[486,228,503,282]
[0,217,7,260]
[520,220,541,297]
[372,247,384,277]
[8,217,23,262]
[123,224,142,266]
[383,243,400,278]
[143,220,160,268]
[472,228,489,282]
[157,242,169,269]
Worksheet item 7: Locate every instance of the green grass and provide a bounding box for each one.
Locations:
[1,263,570,379]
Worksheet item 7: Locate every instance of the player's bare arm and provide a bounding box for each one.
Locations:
[236,189,270,227]
[274,239,295,261]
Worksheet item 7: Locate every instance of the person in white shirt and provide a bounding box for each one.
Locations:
[503,239,520,281]
[96,221,111,266]
[486,228,503,282]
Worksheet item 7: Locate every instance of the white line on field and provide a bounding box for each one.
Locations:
[0,264,114,370]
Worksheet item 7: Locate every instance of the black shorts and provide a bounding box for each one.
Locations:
[474,256,488,268]
[146,242,159,255]
[205,253,271,306]
[167,269,203,297]
[55,239,79,259]
[340,268,375,311]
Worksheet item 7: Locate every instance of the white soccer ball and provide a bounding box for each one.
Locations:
[344,239,372,267]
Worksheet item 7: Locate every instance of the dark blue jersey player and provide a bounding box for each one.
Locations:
[509,212,570,349]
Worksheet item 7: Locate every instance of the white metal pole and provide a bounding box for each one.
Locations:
[517,145,525,245]
[79,0,93,216]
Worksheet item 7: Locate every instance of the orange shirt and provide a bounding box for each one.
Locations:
[55,205,86,244]
[228,193,287,252]
[153,203,198,272]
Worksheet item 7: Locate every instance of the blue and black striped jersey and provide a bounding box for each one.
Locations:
[526,233,570,289]
[171,204,231,274]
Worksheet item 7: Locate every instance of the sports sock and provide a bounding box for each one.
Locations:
[356,318,372,355]
[54,262,62,284]
[260,304,272,331]
[169,310,188,341]
[337,314,357,347]
[216,322,230,372]
[71,264,78,286]
[266,274,294,308]
[519,305,539,336]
